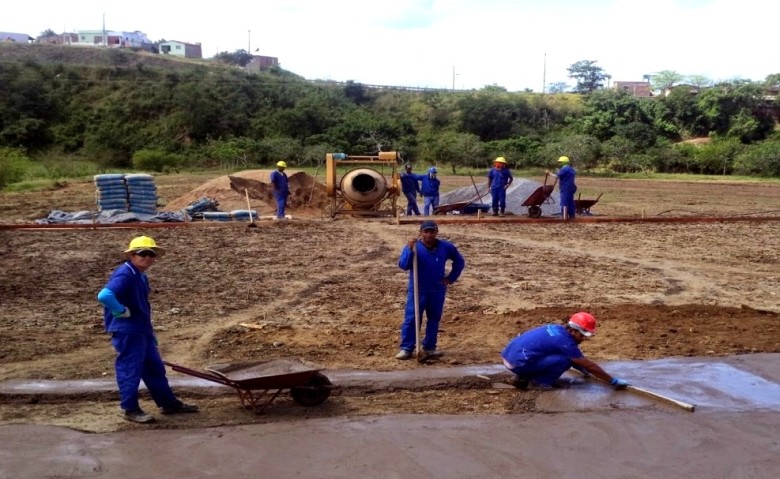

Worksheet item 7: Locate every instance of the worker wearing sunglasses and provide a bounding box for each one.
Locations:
[97,235,198,423]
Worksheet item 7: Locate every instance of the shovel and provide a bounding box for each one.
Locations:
[245,189,257,228]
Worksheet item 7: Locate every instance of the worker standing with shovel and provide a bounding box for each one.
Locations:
[395,221,465,360]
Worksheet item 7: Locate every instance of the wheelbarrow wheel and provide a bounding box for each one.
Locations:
[528,205,542,218]
[291,372,332,407]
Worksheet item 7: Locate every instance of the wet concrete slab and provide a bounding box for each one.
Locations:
[2,354,780,478]
[3,354,780,413]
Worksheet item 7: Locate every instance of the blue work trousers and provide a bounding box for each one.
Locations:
[404,191,421,216]
[400,290,446,352]
[275,193,287,218]
[506,354,571,387]
[423,195,439,216]
[560,188,576,219]
[111,333,178,412]
[491,187,507,212]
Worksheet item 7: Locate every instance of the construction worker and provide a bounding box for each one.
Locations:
[501,312,630,390]
[270,161,289,219]
[97,236,199,423]
[547,156,577,219]
[396,220,465,360]
[487,156,513,216]
[420,166,441,216]
[400,163,422,216]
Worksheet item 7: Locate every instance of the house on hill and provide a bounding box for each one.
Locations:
[75,30,150,48]
[613,81,653,97]
[0,32,33,43]
[246,55,279,71]
[159,40,202,59]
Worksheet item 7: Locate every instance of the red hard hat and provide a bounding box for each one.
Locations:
[568,312,596,337]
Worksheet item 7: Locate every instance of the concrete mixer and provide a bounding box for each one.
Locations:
[324,151,401,218]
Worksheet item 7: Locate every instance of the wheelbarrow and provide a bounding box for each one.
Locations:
[164,358,332,414]
[574,192,603,215]
[521,173,557,218]
[433,172,490,215]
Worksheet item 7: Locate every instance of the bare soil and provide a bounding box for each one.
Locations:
[1,172,779,433]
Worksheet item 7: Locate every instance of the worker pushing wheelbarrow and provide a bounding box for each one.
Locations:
[521,173,557,218]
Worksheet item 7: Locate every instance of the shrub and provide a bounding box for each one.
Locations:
[0,147,32,189]
[131,149,183,172]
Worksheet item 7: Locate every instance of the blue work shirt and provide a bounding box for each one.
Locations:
[100,261,154,335]
[488,167,513,190]
[270,170,289,196]
[501,324,583,368]
[557,164,576,192]
[400,172,422,195]
[420,175,440,197]
[398,239,465,293]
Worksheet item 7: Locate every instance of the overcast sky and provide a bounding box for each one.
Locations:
[5,0,778,91]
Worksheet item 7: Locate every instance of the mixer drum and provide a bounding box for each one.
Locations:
[339,168,388,208]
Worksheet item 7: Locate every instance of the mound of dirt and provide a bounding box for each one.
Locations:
[163,169,328,215]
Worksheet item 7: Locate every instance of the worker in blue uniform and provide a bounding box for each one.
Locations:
[547,156,577,219]
[396,221,465,360]
[400,163,422,216]
[501,312,629,390]
[420,167,441,216]
[487,156,513,216]
[270,161,290,219]
[98,236,199,423]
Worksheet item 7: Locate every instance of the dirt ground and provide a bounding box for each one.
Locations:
[0,172,779,433]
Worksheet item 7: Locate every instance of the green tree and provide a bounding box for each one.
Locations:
[567,60,609,94]
[213,49,254,67]
[650,70,685,92]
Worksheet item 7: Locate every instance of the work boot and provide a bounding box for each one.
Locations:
[509,375,529,390]
[160,401,199,415]
[395,349,413,360]
[499,210,505,217]
[491,210,499,216]
[124,408,156,424]
[422,349,443,358]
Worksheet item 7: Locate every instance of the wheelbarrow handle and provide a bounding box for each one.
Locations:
[163,360,234,387]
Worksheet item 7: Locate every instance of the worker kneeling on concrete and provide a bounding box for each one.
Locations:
[501,312,630,390]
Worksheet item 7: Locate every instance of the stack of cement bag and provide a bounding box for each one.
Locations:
[94,174,129,212]
[93,173,159,214]
[125,174,158,215]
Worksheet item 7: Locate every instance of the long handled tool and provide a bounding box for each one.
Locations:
[571,368,695,412]
[412,242,422,361]
[244,189,257,228]
[623,384,695,412]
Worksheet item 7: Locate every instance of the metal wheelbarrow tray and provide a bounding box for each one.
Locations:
[164,358,332,414]
[521,173,558,218]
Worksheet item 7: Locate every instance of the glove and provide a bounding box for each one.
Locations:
[610,377,629,389]
[112,307,131,319]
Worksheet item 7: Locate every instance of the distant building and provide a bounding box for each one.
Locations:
[75,30,151,48]
[246,55,279,71]
[0,32,33,43]
[159,40,202,59]
[613,81,653,97]
[37,32,79,45]
[663,84,700,97]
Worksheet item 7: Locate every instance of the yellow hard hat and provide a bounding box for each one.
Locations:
[276,161,287,168]
[494,157,507,164]
[124,236,165,256]
[558,156,570,163]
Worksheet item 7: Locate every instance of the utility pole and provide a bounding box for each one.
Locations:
[542,52,547,94]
